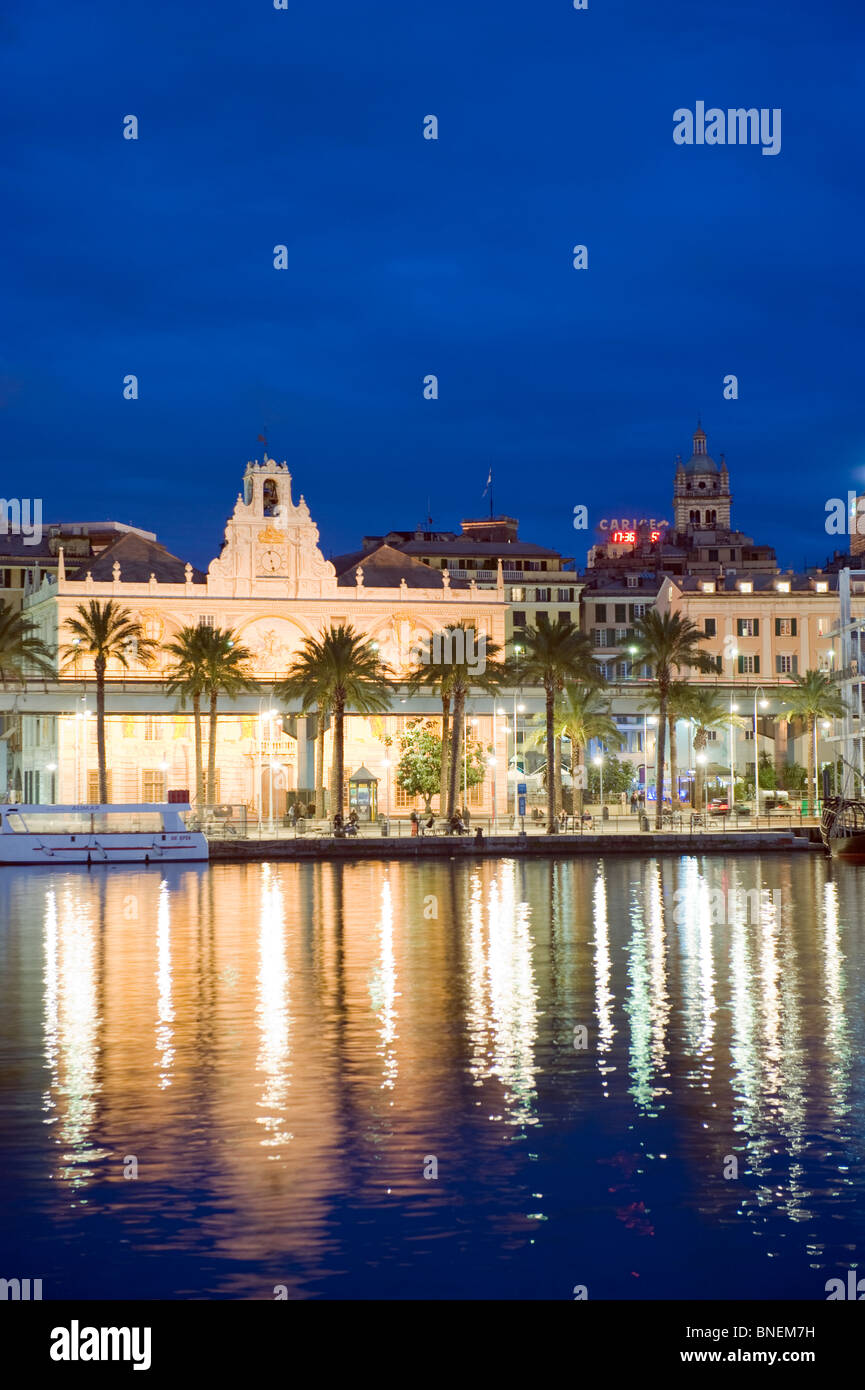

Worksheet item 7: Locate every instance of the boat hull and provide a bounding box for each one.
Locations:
[0,832,209,866]
[829,832,865,863]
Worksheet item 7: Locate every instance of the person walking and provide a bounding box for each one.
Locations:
[410,810,419,837]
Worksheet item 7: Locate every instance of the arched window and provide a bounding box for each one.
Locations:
[263,479,278,516]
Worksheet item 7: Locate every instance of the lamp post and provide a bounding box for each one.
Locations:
[257,703,276,834]
[382,755,391,830]
[729,697,739,811]
[753,688,768,816]
[594,752,604,816]
[643,713,656,805]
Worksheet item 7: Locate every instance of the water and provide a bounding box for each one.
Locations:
[1,853,864,1300]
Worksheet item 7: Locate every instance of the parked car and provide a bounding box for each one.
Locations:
[707,798,730,816]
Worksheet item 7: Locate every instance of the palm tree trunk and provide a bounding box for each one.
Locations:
[554,733,563,816]
[545,682,556,831]
[447,688,465,821]
[439,693,450,813]
[315,708,326,818]
[192,692,204,807]
[207,692,218,804]
[575,743,584,817]
[694,730,706,812]
[668,715,677,809]
[806,715,815,816]
[96,659,107,802]
[655,687,668,830]
[333,693,346,818]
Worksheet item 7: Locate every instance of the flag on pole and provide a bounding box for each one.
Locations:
[482,467,492,497]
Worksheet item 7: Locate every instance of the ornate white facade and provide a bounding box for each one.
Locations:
[10,458,508,814]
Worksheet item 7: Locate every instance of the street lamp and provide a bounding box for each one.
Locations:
[594,752,604,815]
[696,752,707,814]
[257,704,276,833]
[729,698,739,811]
[382,755,391,830]
[642,713,656,804]
[753,688,768,816]
[488,753,498,832]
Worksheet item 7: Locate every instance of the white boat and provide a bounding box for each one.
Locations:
[0,803,209,866]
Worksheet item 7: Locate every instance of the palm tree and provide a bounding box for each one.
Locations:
[780,670,847,815]
[555,684,621,817]
[630,611,716,828]
[280,624,393,820]
[61,600,157,802]
[163,626,210,807]
[406,637,459,815]
[445,625,506,817]
[0,599,55,684]
[686,688,749,813]
[514,616,599,831]
[274,633,339,817]
[641,681,696,812]
[198,627,257,804]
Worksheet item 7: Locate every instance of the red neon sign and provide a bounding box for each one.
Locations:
[610,529,661,544]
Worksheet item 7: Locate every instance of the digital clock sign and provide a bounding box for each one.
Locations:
[610,529,661,544]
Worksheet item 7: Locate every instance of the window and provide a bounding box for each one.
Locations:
[704,618,717,637]
[558,610,571,625]
[702,582,715,593]
[142,770,166,802]
[775,617,797,637]
[737,618,759,637]
[776,655,798,675]
[815,581,828,593]
[617,662,629,680]
[535,588,551,603]
[817,618,826,636]
[143,716,160,741]
[88,770,112,801]
[198,614,215,628]
[595,604,607,622]
[708,549,719,562]
[776,581,790,593]
[512,611,526,628]
[738,581,752,593]
[467,778,484,808]
[626,575,638,589]
[557,588,574,602]
[510,587,524,601]
[614,604,626,622]
[632,603,647,618]
[737,654,760,674]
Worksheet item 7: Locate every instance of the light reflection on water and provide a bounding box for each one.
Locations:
[1,853,865,1299]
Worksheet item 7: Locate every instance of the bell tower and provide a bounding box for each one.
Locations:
[673,423,731,535]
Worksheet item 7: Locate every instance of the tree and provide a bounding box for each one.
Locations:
[280,624,392,819]
[275,634,339,817]
[552,684,621,816]
[395,720,442,812]
[412,625,504,821]
[163,626,209,806]
[682,688,747,812]
[198,627,257,804]
[514,617,600,830]
[642,680,695,806]
[406,636,459,813]
[780,671,846,814]
[0,599,54,685]
[586,750,634,799]
[61,600,157,803]
[630,612,716,828]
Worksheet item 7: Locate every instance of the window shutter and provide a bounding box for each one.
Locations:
[793,655,798,674]
[754,656,760,674]
[753,619,759,636]
[737,654,744,674]
[791,618,797,636]
[774,618,780,636]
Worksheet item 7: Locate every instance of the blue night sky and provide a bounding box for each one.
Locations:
[2,0,863,572]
